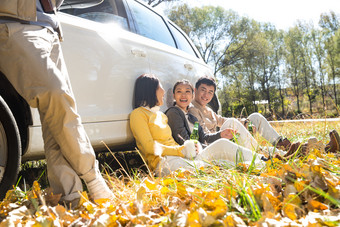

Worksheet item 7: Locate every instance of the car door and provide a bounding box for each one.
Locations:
[58,0,152,148]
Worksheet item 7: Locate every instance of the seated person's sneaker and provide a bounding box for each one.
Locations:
[87,176,115,201]
[276,138,291,151]
[325,130,340,153]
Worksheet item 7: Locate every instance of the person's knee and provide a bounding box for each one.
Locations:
[224,118,240,128]
[213,138,233,148]
[36,87,75,109]
[248,112,265,123]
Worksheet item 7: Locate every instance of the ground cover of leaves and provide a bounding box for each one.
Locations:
[1,121,340,226]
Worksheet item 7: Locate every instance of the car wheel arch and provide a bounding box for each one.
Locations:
[0,72,32,155]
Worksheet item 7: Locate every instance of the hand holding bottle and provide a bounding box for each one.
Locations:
[190,121,199,143]
[182,140,197,159]
[220,128,238,140]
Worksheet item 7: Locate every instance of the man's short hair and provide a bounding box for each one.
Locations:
[195,76,216,92]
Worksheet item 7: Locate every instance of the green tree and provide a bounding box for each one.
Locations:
[284,26,304,114]
[255,23,282,114]
[167,4,252,76]
[274,31,288,117]
[319,11,340,107]
[311,27,327,112]
[297,22,317,114]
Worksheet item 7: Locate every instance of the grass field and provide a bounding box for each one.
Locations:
[1,120,339,226]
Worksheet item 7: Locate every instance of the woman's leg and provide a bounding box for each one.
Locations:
[220,118,258,150]
[155,156,206,177]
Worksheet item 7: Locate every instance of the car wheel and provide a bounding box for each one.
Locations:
[0,96,21,199]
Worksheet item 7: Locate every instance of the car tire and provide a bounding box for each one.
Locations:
[0,96,21,199]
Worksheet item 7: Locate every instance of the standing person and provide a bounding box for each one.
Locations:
[189,76,291,151]
[0,0,114,205]
[130,74,266,177]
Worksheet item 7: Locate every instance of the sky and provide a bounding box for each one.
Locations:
[160,0,339,30]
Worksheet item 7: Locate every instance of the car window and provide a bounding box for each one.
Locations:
[60,0,129,30]
[127,0,176,48]
[169,23,198,58]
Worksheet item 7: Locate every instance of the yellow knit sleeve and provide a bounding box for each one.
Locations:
[130,108,185,158]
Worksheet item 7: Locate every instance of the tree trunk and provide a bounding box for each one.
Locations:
[308,95,313,114]
[279,86,285,117]
[296,94,301,113]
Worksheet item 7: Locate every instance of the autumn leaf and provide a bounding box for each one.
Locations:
[307,199,329,211]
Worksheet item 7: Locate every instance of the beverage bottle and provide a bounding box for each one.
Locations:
[231,132,239,143]
[190,121,199,143]
[248,121,254,135]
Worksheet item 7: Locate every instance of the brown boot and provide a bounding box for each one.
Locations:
[284,142,301,157]
[325,130,340,153]
[273,142,301,161]
[276,138,292,151]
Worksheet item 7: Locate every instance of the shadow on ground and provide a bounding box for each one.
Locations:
[17,151,147,191]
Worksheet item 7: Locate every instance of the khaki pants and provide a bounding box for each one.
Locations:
[0,23,98,201]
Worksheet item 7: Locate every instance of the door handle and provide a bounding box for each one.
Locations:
[184,63,193,71]
[131,49,147,57]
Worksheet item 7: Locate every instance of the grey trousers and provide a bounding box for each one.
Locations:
[0,23,98,201]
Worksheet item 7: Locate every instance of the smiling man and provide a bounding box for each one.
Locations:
[189,76,292,151]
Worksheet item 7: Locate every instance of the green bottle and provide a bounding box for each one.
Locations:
[248,121,254,135]
[190,122,199,143]
[231,133,239,143]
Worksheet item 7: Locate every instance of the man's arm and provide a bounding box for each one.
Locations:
[213,111,227,128]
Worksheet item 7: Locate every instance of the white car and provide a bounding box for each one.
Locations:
[0,0,214,198]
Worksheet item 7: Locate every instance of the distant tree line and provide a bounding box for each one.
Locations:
[166,4,340,119]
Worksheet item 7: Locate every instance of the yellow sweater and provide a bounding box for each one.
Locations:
[130,107,185,171]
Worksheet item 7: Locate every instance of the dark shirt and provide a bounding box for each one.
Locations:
[165,106,221,146]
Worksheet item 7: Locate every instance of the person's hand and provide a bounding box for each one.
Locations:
[251,125,257,134]
[220,128,238,140]
[195,142,203,155]
[239,118,257,134]
[182,140,197,159]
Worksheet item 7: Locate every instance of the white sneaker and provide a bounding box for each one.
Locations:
[86,176,114,201]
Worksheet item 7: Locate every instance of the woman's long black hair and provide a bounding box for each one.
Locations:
[134,74,160,109]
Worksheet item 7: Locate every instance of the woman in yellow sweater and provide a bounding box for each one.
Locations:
[130,74,265,176]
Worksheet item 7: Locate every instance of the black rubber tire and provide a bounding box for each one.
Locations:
[0,96,21,199]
